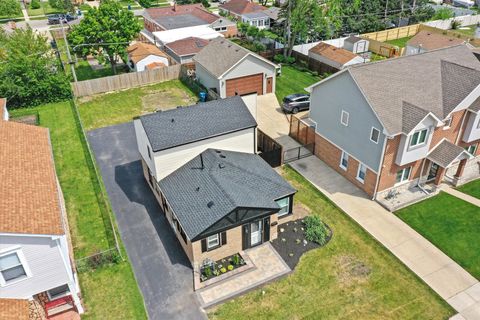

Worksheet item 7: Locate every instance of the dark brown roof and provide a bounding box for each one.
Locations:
[220,0,266,15]
[165,37,209,56]
[309,42,358,65]
[407,30,465,51]
[428,139,471,168]
[0,121,65,235]
[127,42,167,63]
[0,299,29,320]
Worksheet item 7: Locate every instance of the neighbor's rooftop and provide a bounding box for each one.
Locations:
[138,96,257,152]
[407,30,465,51]
[144,4,218,29]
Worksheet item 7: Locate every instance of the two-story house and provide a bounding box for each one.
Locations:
[305,45,480,208]
[134,96,296,271]
[0,101,83,319]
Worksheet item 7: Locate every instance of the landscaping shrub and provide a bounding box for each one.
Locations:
[286,56,296,65]
[254,41,266,52]
[31,0,41,9]
[227,265,234,271]
[274,54,286,63]
[303,215,329,245]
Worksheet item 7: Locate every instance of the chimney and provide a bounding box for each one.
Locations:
[173,2,176,11]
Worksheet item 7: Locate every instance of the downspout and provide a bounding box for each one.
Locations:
[372,135,389,200]
[416,158,429,195]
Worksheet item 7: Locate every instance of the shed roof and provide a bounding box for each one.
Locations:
[309,42,358,65]
[345,35,364,43]
[127,42,167,63]
[139,96,257,152]
[158,149,296,239]
[0,121,64,235]
[406,30,465,51]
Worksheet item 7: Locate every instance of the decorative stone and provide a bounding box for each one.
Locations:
[280,228,285,233]
[303,239,308,246]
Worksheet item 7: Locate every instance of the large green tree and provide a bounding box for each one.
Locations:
[68,1,142,74]
[48,0,74,13]
[0,28,70,108]
[0,0,21,17]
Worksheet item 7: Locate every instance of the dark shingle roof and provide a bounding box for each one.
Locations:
[428,139,471,168]
[469,96,480,112]
[158,149,296,240]
[401,102,430,134]
[139,96,257,152]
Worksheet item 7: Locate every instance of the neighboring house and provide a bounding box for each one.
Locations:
[305,45,480,205]
[308,42,365,70]
[127,42,169,72]
[0,102,83,319]
[262,6,283,27]
[164,37,209,64]
[194,38,278,98]
[343,35,370,54]
[143,4,237,38]
[241,11,270,30]
[133,96,296,270]
[219,0,267,21]
[405,30,466,55]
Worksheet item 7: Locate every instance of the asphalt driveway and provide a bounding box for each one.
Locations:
[87,122,206,320]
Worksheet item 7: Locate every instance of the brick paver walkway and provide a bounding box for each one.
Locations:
[196,243,291,308]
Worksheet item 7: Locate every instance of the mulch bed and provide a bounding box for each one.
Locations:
[271,218,332,270]
[11,115,38,126]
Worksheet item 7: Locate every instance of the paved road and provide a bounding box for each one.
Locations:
[87,122,206,320]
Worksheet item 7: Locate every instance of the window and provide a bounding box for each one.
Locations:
[370,127,380,144]
[395,167,411,184]
[276,197,290,217]
[0,251,27,285]
[258,19,264,27]
[357,163,367,183]
[410,129,428,147]
[47,284,70,300]
[207,234,220,249]
[340,151,349,170]
[147,145,151,160]
[341,110,349,126]
[466,144,477,156]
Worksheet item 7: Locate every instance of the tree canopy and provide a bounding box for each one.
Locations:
[68,0,142,73]
[0,28,70,108]
[48,0,74,13]
[0,0,22,17]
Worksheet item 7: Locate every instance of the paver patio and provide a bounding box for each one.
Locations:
[196,243,291,308]
[290,156,480,320]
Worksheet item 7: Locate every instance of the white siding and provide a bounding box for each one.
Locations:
[395,116,436,166]
[463,111,480,143]
[134,119,157,178]
[153,128,256,180]
[0,235,71,299]
[134,55,169,72]
[195,63,221,94]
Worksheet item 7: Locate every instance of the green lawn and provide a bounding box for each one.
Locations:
[27,2,61,16]
[9,102,147,319]
[458,179,480,199]
[276,65,321,104]
[78,80,197,130]
[210,166,453,320]
[385,36,413,48]
[455,25,476,37]
[397,192,480,280]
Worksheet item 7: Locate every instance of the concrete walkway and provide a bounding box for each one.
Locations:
[290,156,480,320]
[441,185,480,207]
[196,243,291,308]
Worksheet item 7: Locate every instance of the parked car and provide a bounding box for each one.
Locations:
[282,93,310,113]
[47,14,77,25]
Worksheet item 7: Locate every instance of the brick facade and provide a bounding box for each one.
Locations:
[220,25,238,38]
[144,18,165,33]
[314,133,377,196]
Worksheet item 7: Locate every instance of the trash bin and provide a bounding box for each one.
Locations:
[128,4,131,10]
[77,9,82,16]
[199,92,207,102]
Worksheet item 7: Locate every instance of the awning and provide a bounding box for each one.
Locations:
[427,139,473,168]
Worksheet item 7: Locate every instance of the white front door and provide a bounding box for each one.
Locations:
[250,220,262,247]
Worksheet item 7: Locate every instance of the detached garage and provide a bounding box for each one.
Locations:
[193,38,278,98]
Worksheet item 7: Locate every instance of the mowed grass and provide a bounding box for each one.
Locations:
[385,36,413,48]
[397,192,480,279]
[275,65,321,104]
[455,25,476,37]
[210,166,453,320]
[27,2,61,16]
[78,80,197,130]
[10,102,147,319]
[458,179,480,199]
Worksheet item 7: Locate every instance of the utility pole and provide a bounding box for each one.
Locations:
[60,18,78,82]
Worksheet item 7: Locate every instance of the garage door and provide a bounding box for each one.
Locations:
[226,73,263,97]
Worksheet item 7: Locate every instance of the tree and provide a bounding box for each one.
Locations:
[48,0,74,13]
[68,0,142,74]
[0,28,70,108]
[0,0,21,17]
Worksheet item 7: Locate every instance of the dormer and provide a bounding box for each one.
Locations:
[463,96,480,143]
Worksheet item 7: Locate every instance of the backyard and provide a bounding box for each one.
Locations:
[77,80,197,130]
[458,179,480,199]
[385,36,413,48]
[396,192,480,280]
[210,166,453,320]
[455,25,477,37]
[9,102,146,319]
[275,65,321,104]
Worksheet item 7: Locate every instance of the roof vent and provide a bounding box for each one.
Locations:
[215,150,221,153]
[171,118,175,123]
[196,186,200,192]
[218,163,225,169]
[219,154,226,158]
[207,201,214,208]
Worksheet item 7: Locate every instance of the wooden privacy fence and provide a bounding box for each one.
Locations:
[71,64,182,97]
[257,129,282,167]
[289,115,316,145]
[367,38,404,57]
[362,24,420,42]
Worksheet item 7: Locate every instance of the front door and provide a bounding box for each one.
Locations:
[266,77,273,93]
[250,220,263,247]
[428,163,439,181]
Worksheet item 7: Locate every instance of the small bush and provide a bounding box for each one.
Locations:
[232,254,240,266]
[274,54,286,63]
[451,19,461,30]
[253,41,266,52]
[286,56,296,64]
[303,215,329,245]
[31,0,41,9]
[220,267,227,273]
[227,264,234,271]
[203,266,212,278]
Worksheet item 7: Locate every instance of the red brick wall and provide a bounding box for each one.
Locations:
[314,133,377,196]
[430,110,466,149]
[144,18,165,33]
[220,25,238,38]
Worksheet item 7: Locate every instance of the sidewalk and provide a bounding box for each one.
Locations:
[441,185,480,207]
[290,156,480,320]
